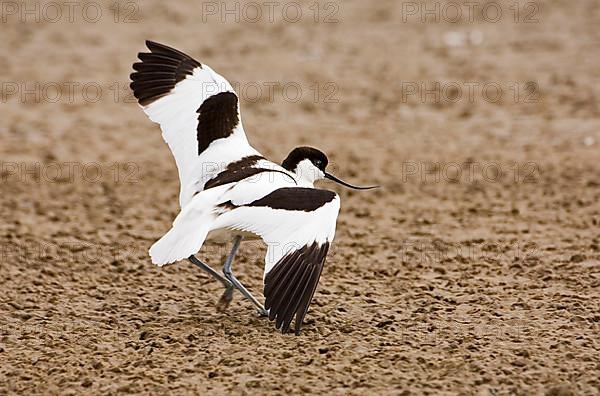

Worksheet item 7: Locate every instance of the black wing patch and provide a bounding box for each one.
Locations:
[248,188,336,212]
[131,40,201,106]
[264,242,330,335]
[205,155,297,191]
[197,92,240,155]
[204,155,265,189]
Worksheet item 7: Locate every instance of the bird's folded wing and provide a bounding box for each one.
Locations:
[213,187,341,334]
[130,40,260,207]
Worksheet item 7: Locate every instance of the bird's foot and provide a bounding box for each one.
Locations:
[257,307,269,317]
[216,286,234,312]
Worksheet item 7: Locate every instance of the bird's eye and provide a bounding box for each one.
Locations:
[314,160,322,167]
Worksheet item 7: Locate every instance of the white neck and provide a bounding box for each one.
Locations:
[293,159,324,187]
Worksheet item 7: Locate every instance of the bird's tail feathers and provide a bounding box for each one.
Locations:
[149,218,212,266]
[149,186,229,266]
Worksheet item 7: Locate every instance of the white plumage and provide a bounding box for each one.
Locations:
[131,41,374,334]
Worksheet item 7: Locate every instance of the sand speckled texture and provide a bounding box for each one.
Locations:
[1,0,599,394]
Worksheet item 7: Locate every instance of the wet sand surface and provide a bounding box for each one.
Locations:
[1,0,599,394]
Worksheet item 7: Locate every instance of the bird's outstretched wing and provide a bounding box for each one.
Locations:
[130,40,260,207]
[212,186,341,334]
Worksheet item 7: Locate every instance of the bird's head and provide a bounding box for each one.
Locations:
[282,146,378,190]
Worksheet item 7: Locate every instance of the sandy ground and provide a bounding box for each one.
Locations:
[1,0,599,394]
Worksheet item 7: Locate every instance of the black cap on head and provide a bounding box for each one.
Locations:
[282,146,328,172]
[282,146,379,190]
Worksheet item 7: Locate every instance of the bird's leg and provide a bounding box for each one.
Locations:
[188,255,232,287]
[221,235,268,316]
[189,255,235,312]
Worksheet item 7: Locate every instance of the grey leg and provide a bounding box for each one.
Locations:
[189,255,235,312]
[222,236,268,316]
[188,255,232,287]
